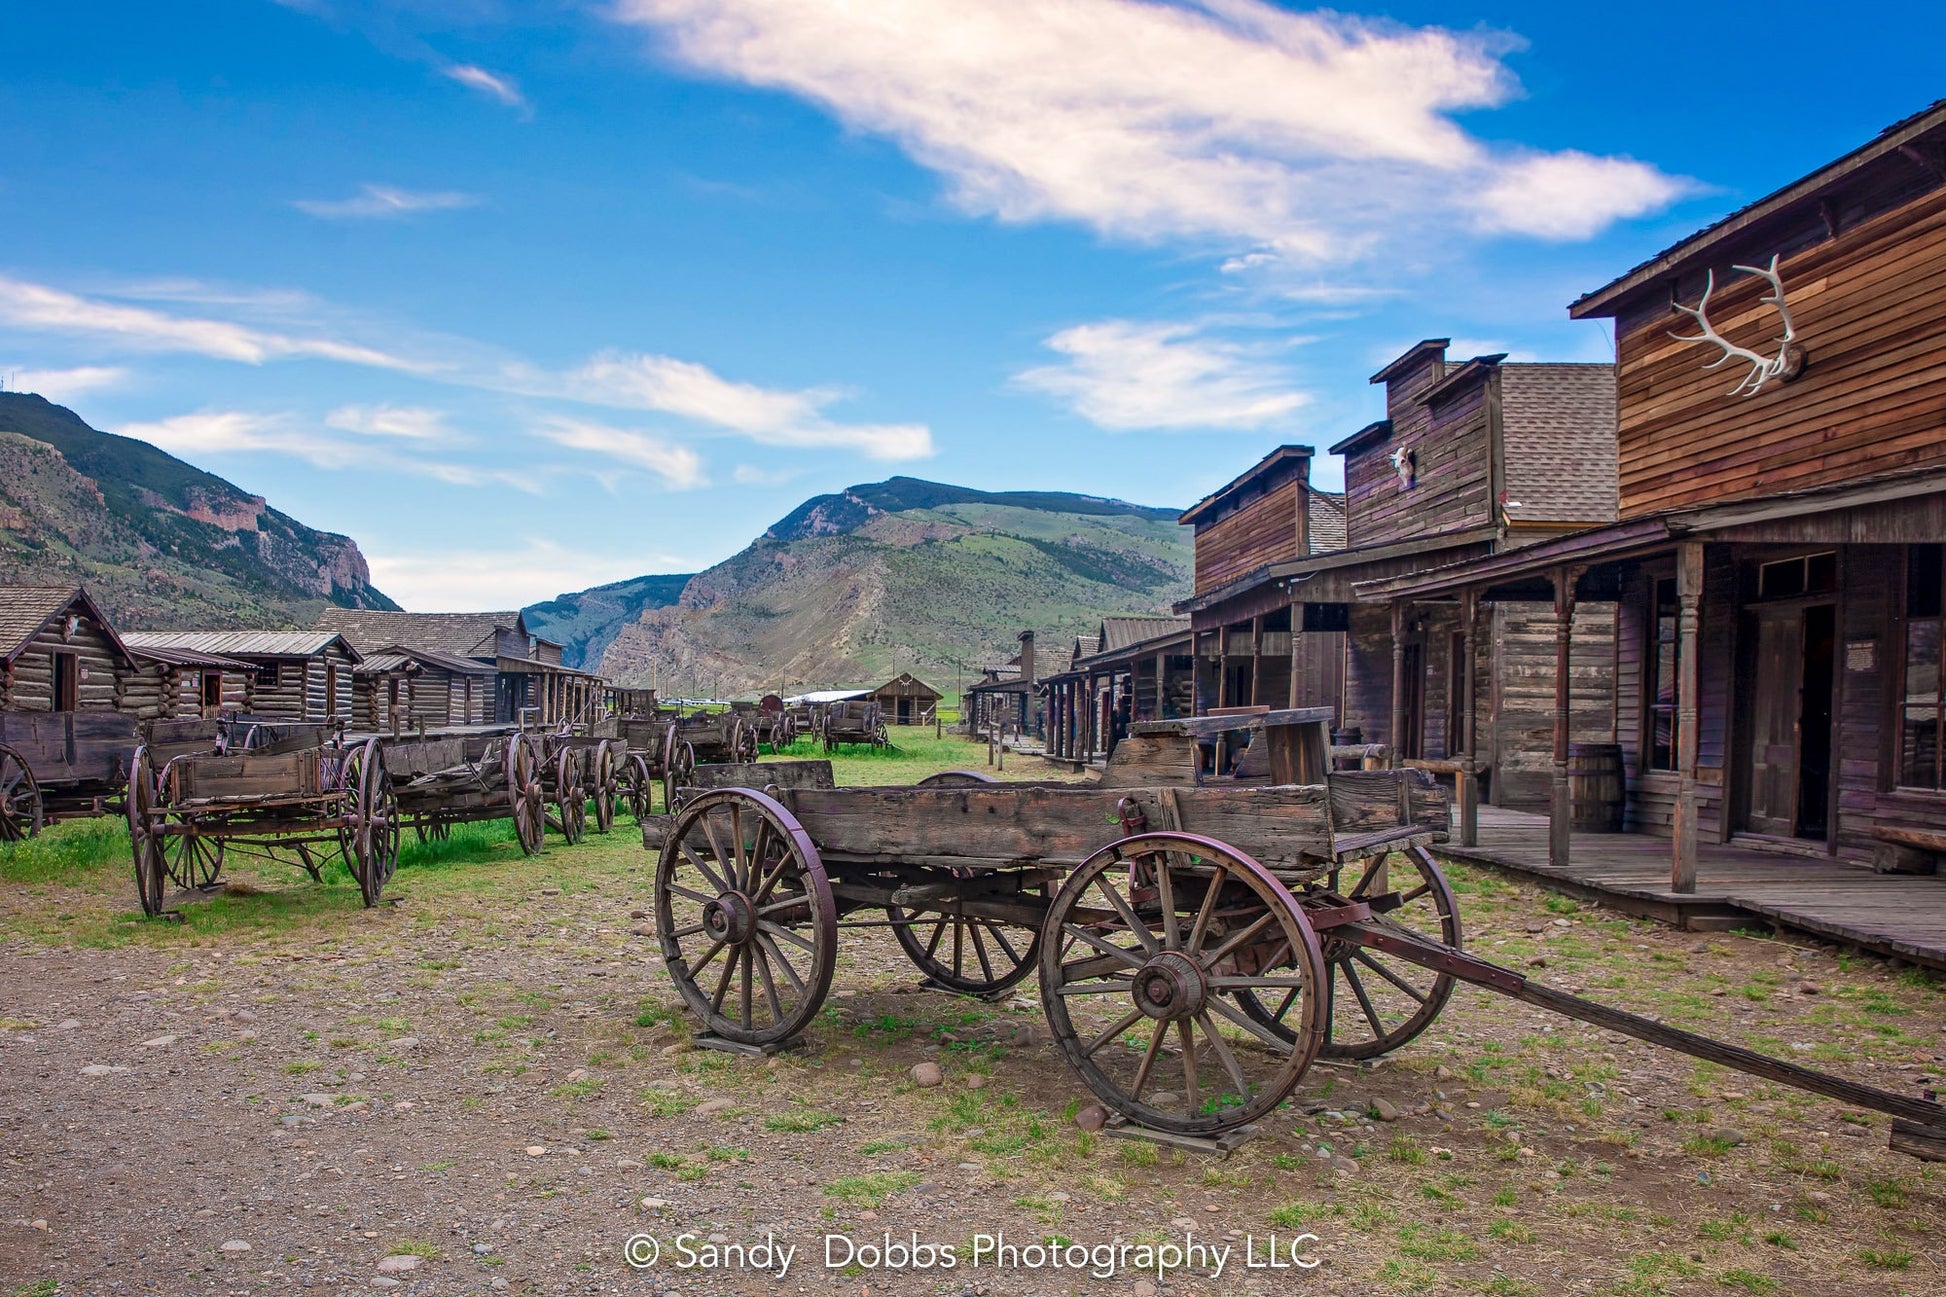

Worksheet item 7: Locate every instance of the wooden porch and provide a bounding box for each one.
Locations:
[1435,806,1946,971]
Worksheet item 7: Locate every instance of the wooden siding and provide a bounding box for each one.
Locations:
[1346,357,1494,551]
[1487,602,1619,812]
[1193,478,1302,594]
[1615,185,1946,517]
[1,616,119,713]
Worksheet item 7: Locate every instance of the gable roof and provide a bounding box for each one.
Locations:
[123,629,360,662]
[1308,491,1348,553]
[1497,364,1619,525]
[0,585,135,667]
[1179,445,1315,526]
[1098,615,1189,652]
[314,607,524,658]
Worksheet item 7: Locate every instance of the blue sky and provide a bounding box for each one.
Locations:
[1,1,1936,609]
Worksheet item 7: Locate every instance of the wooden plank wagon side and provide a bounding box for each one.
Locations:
[382,730,546,855]
[678,710,758,766]
[821,699,887,751]
[0,710,143,839]
[615,716,694,820]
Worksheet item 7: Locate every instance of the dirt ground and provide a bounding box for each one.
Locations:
[2,736,1942,1296]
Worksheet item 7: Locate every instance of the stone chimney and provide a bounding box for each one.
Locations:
[1017,630,1036,685]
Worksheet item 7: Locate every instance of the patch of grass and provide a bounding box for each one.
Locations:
[1488,1220,1534,1243]
[282,1060,321,1075]
[550,1079,603,1100]
[824,1171,921,1210]
[0,816,128,885]
[1856,1248,1913,1271]
[1268,1200,1328,1228]
[1698,1213,1752,1243]
[1864,1176,1908,1208]
[638,1087,696,1118]
[1716,1270,1778,1295]
[1387,1135,1427,1165]
[386,1239,439,1258]
[1370,1256,1438,1293]
[645,1152,685,1170]
[1396,1224,1479,1262]
[765,1110,843,1133]
[1760,1231,1796,1250]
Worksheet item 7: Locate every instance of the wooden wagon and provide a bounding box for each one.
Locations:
[736,698,798,752]
[678,709,758,765]
[821,699,887,751]
[535,731,630,842]
[128,734,398,916]
[0,711,141,839]
[645,710,1946,1155]
[615,716,694,820]
[382,730,546,854]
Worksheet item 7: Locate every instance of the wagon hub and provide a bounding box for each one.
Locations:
[703,891,757,945]
[1132,950,1207,1021]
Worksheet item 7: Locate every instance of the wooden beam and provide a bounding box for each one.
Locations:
[1249,614,1264,706]
[1551,567,1575,869]
[1287,597,1300,710]
[1672,542,1704,893]
[1389,601,1406,770]
[1459,587,1479,848]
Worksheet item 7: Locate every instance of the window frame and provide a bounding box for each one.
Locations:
[1643,576,1680,774]
[1897,544,1946,794]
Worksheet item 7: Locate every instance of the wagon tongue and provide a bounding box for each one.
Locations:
[1327,916,1946,1162]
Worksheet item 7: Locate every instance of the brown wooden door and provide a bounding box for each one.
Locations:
[1740,610,1802,837]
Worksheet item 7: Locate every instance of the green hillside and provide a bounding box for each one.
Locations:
[0,391,396,627]
[592,478,1189,696]
[523,572,692,670]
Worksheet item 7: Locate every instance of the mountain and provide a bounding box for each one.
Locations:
[522,572,692,670]
[592,476,1190,697]
[0,391,396,627]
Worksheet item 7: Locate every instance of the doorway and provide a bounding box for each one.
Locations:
[1398,641,1425,761]
[1738,604,1836,840]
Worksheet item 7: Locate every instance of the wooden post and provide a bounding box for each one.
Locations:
[1154,650,1168,720]
[1389,600,1406,770]
[1673,542,1704,894]
[1289,600,1301,710]
[1249,614,1263,706]
[1459,586,1479,848]
[1550,566,1575,870]
[1217,626,1230,709]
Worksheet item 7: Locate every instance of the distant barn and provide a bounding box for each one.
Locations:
[868,672,942,725]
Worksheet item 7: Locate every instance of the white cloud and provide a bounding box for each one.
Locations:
[294,184,482,220]
[0,275,422,372]
[4,365,128,404]
[443,63,529,112]
[368,540,676,612]
[615,0,1687,261]
[731,463,805,486]
[1017,320,1308,431]
[325,403,456,442]
[120,408,536,491]
[534,417,709,490]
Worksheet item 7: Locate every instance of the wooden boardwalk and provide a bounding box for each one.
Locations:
[1434,807,1946,971]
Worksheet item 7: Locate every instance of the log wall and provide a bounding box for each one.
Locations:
[2,614,120,713]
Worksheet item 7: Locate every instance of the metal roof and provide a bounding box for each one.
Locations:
[786,688,872,705]
[1098,615,1189,653]
[122,629,361,661]
[127,644,254,671]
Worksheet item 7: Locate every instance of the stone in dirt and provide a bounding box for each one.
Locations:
[140,1035,177,1047]
[1371,1098,1401,1122]
[1711,1128,1745,1147]
[79,1065,128,1077]
[1149,1091,1180,1108]
[1074,1104,1107,1132]
[526,1146,547,1156]
[219,1240,252,1253]
[390,1037,419,1051]
[696,1098,733,1115]
[640,1198,669,1211]
[910,1062,944,1087]
[1330,1155,1359,1174]
[1133,1282,1158,1297]
[964,1074,988,1090]
[377,1254,422,1273]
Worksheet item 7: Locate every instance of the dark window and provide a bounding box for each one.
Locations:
[1301,602,1351,633]
[1758,552,1838,600]
[1645,578,1679,772]
[1901,544,1946,790]
[53,651,79,712]
[258,661,280,688]
[201,672,223,710]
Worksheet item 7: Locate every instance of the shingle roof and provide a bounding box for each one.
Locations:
[123,630,360,661]
[1098,616,1189,652]
[1307,491,1348,553]
[1498,364,1619,525]
[0,585,135,666]
[314,608,522,658]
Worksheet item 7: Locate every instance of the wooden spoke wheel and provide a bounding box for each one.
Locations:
[126,747,168,918]
[1235,845,1460,1059]
[663,740,696,815]
[914,770,998,788]
[735,721,759,764]
[164,817,225,890]
[549,746,587,844]
[621,754,654,820]
[0,743,44,842]
[506,734,545,856]
[654,787,836,1046]
[890,886,1044,997]
[347,738,400,907]
[1039,832,1328,1136]
[589,741,620,834]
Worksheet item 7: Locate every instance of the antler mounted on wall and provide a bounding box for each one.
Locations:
[1669,254,1807,396]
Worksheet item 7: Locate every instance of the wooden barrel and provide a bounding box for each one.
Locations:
[1568,742,1625,833]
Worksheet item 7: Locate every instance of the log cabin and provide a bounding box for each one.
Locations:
[313,608,602,726]
[1176,356,1621,807]
[120,643,255,722]
[867,672,943,726]
[120,630,359,725]
[1358,99,1946,885]
[1040,615,1192,763]
[964,631,1041,738]
[0,586,135,714]
[352,645,498,732]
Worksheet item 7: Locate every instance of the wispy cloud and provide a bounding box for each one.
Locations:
[3,364,129,404]
[325,403,456,442]
[1017,320,1309,431]
[367,539,685,612]
[533,416,708,490]
[443,63,529,113]
[616,0,1688,264]
[731,463,805,487]
[293,184,482,220]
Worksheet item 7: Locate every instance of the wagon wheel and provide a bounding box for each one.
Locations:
[737,721,759,764]
[505,734,545,856]
[413,818,452,844]
[348,738,399,907]
[621,754,654,820]
[126,747,168,917]
[164,817,225,891]
[890,883,1045,997]
[914,770,998,788]
[1234,845,1460,1059]
[654,787,837,1046]
[589,741,619,834]
[0,743,44,842]
[663,741,696,815]
[549,744,586,844]
[1039,832,1329,1136]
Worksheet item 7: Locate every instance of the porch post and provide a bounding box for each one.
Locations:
[1217,625,1230,708]
[1459,586,1479,848]
[1154,650,1168,720]
[1389,600,1406,769]
[1673,542,1704,893]
[1550,566,1575,869]
[1249,614,1264,705]
[1288,599,1301,710]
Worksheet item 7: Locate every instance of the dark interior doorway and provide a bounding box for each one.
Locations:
[1796,604,1836,838]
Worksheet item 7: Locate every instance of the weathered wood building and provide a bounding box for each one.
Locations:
[0,586,133,714]
[121,631,360,724]
[867,673,943,725]
[1176,357,1620,807]
[1361,99,1946,885]
[120,642,255,721]
[314,608,601,726]
[1041,615,1192,763]
[352,646,498,731]
[964,631,1040,736]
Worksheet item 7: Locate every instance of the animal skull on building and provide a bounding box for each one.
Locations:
[1388,446,1416,489]
[1668,254,1807,396]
